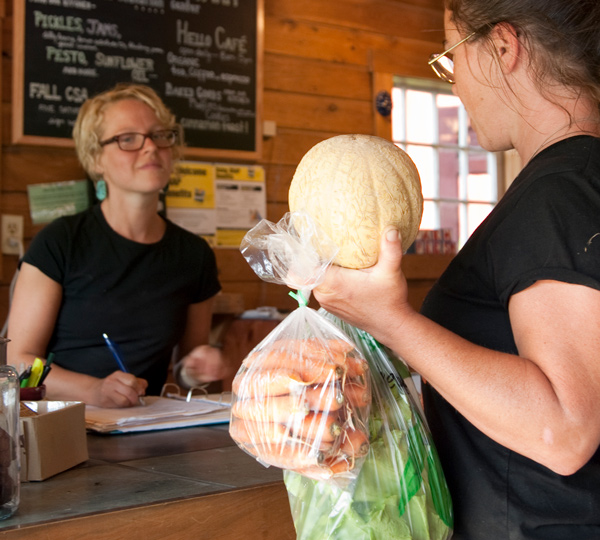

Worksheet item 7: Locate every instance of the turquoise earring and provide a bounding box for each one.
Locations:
[95,179,107,201]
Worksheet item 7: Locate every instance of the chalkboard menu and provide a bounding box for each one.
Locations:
[13,0,263,159]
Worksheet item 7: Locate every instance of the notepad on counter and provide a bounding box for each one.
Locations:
[85,393,231,434]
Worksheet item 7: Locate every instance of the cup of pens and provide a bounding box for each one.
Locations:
[20,385,46,401]
[19,354,53,401]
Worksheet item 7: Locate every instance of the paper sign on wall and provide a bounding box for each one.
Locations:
[165,161,266,247]
[165,162,217,242]
[215,164,266,248]
[27,181,91,224]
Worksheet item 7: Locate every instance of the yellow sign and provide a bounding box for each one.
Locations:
[166,161,214,209]
[215,164,265,183]
[165,161,266,247]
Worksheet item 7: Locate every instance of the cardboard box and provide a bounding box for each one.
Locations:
[20,401,88,482]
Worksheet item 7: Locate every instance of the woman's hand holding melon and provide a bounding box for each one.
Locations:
[314,226,415,342]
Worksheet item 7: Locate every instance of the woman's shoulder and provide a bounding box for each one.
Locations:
[508,136,600,201]
[23,207,99,276]
[526,135,600,176]
[32,205,99,241]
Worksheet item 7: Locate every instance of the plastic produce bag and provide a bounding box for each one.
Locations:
[284,312,454,540]
[230,213,372,481]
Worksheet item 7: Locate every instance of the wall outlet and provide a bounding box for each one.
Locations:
[1,215,24,255]
[263,120,277,138]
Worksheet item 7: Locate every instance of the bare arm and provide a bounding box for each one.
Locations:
[314,228,600,475]
[7,262,147,408]
[174,296,232,387]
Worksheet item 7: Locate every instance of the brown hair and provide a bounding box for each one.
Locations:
[445,0,600,106]
[72,84,183,181]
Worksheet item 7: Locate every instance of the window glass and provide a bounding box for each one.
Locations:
[407,144,436,199]
[406,90,434,144]
[439,149,459,200]
[437,94,460,146]
[421,200,439,230]
[467,168,495,203]
[467,202,494,237]
[393,78,498,248]
[439,201,460,236]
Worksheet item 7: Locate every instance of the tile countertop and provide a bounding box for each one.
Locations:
[0,425,296,540]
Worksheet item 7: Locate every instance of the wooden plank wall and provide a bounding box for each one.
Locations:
[0,0,445,325]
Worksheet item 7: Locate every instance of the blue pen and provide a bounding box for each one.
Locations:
[102,333,146,406]
[102,333,128,372]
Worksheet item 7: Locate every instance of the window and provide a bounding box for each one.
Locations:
[391,78,499,249]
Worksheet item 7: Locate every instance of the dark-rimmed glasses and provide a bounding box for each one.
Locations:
[428,31,476,84]
[99,129,178,151]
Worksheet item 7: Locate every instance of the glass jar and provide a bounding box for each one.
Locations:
[0,364,20,520]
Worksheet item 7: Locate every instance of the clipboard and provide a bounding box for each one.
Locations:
[85,388,232,434]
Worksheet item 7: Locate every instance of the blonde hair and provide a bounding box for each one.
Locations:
[72,84,183,181]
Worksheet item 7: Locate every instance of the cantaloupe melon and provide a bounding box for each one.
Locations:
[288,134,423,269]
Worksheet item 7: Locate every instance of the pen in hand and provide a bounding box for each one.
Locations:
[102,333,146,406]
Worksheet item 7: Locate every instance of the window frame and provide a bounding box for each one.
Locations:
[390,76,505,248]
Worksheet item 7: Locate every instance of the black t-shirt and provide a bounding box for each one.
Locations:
[421,136,600,539]
[23,204,221,395]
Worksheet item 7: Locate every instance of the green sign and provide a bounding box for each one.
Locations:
[27,181,91,224]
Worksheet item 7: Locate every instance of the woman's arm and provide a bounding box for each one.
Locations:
[7,262,147,408]
[314,228,600,475]
[174,296,232,387]
[7,263,61,368]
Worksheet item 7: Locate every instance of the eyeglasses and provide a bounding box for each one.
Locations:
[99,129,178,151]
[428,31,476,84]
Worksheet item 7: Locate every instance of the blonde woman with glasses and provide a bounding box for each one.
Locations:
[7,84,229,408]
[314,1,600,538]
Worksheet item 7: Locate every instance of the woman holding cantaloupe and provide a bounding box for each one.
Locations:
[304,1,600,538]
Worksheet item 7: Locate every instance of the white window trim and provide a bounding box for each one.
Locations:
[392,76,504,247]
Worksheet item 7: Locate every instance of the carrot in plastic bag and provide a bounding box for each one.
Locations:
[269,338,368,379]
[339,426,370,458]
[341,357,370,380]
[299,362,346,385]
[303,384,345,412]
[295,452,360,480]
[232,394,310,424]
[301,339,369,379]
[230,417,336,452]
[229,416,290,447]
[232,367,306,397]
[276,338,355,357]
[291,411,343,443]
[243,349,345,384]
[343,381,371,409]
[230,213,374,481]
[243,440,326,470]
